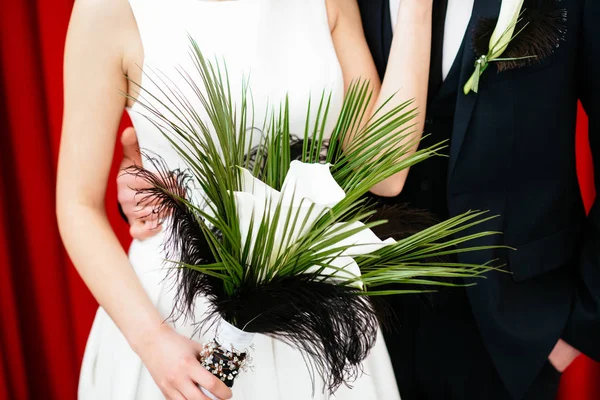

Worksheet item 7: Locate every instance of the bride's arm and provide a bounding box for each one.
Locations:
[57,1,230,399]
[58,0,157,357]
[329,0,432,197]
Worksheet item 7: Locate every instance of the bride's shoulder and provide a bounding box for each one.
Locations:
[67,0,140,62]
[69,0,134,36]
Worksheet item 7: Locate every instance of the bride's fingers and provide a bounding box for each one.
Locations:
[178,378,212,400]
[189,363,231,400]
[165,388,186,400]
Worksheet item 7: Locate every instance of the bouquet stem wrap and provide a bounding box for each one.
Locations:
[199,321,255,399]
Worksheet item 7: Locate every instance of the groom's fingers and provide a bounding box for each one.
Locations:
[129,205,160,221]
[130,206,162,238]
[121,126,142,165]
[116,168,155,215]
[130,219,162,241]
[117,179,145,211]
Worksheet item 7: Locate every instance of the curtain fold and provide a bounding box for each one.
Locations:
[0,169,29,400]
[1,0,81,397]
[0,1,597,399]
[0,2,130,398]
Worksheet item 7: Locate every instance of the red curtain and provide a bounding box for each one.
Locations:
[0,1,130,398]
[0,1,597,399]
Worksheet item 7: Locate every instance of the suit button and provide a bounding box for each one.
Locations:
[425,118,434,125]
[420,180,431,191]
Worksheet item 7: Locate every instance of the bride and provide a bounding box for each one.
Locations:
[57,0,432,399]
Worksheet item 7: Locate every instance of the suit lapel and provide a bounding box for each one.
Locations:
[448,0,501,181]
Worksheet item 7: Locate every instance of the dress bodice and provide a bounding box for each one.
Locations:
[126,0,344,177]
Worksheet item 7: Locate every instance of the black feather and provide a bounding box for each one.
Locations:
[472,0,567,71]
[368,202,454,268]
[124,155,221,320]
[368,203,441,242]
[205,275,379,394]
[367,203,456,322]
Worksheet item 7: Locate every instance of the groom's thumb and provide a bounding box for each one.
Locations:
[121,127,142,165]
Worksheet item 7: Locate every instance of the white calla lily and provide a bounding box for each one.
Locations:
[308,221,396,288]
[321,221,396,259]
[489,0,525,58]
[233,161,394,287]
[238,167,281,203]
[280,161,346,207]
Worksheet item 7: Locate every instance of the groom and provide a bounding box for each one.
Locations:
[354,0,599,399]
[116,0,599,399]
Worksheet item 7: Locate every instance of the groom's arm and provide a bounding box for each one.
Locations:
[562,0,600,361]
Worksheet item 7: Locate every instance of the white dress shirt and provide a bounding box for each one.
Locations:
[389,0,475,80]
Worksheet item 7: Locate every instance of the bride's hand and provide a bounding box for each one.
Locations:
[136,324,233,400]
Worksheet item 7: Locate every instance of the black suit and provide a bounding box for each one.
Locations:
[358,0,600,399]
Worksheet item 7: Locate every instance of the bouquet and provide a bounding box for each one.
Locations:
[129,38,500,398]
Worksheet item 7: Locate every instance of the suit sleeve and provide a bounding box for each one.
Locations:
[562,0,600,360]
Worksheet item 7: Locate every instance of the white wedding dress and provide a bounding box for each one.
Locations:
[78,0,401,398]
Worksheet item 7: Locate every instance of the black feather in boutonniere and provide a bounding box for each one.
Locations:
[473,0,567,72]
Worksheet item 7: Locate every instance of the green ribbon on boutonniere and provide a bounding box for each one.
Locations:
[464,0,536,95]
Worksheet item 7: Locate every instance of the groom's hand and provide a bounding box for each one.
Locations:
[117,127,162,240]
[548,339,581,373]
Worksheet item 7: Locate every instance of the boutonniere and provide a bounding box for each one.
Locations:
[464,0,567,95]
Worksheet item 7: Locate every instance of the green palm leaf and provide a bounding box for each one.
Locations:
[128,37,503,298]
